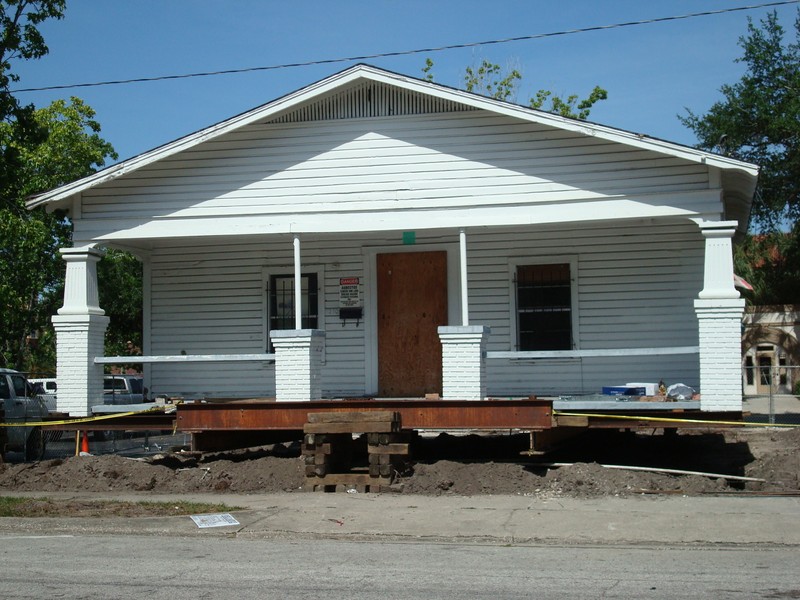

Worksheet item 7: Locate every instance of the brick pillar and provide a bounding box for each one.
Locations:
[438,325,490,400]
[51,247,109,417]
[271,329,325,401]
[52,315,109,416]
[695,300,745,411]
[694,222,745,412]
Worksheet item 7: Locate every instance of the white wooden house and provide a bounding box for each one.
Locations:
[28,65,759,416]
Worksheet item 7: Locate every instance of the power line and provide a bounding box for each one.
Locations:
[12,0,800,93]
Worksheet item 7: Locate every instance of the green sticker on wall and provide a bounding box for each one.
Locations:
[402,231,416,245]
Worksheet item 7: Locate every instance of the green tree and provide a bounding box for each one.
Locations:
[0,1,66,208]
[0,97,117,371]
[0,1,74,371]
[424,58,607,120]
[733,228,800,305]
[680,11,800,230]
[98,248,143,360]
[681,11,800,306]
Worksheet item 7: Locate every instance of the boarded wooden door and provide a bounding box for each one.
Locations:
[377,251,447,397]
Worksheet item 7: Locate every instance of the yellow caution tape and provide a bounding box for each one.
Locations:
[0,405,171,428]
[553,410,800,428]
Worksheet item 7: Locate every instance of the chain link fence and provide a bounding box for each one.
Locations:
[743,364,800,425]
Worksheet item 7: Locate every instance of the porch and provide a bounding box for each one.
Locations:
[51,216,745,418]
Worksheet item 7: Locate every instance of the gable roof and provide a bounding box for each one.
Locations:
[27,63,759,210]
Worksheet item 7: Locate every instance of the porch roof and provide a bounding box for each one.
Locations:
[81,191,724,244]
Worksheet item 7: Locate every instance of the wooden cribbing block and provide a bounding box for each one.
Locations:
[369,464,395,478]
[301,443,332,455]
[307,411,399,424]
[366,432,405,445]
[368,453,394,465]
[304,453,329,466]
[304,421,398,434]
[301,412,404,492]
[367,443,409,455]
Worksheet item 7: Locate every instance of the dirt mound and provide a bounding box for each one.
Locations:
[0,428,797,497]
[0,453,305,494]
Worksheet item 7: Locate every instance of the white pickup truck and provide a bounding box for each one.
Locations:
[103,374,147,404]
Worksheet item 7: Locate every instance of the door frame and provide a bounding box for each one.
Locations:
[363,242,462,396]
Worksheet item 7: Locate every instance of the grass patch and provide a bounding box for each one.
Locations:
[0,496,243,518]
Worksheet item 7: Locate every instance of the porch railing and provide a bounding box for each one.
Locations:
[95,354,275,365]
[487,346,700,360]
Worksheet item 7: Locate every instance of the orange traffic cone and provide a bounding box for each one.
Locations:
[80,431,90,454]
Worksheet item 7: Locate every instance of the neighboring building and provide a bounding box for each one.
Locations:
[742,305,800,395]
[27,65,758,416]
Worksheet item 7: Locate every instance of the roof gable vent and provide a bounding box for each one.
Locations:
[267,81,476,124]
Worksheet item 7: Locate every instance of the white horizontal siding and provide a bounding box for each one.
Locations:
[146,235,371,399]
[79,111,712,229]
[473,221,703,395]
[141,221,704,399]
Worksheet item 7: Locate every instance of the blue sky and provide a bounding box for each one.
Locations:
[12,0,800,164]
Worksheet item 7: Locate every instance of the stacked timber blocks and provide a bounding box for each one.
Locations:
[303,411,409,492]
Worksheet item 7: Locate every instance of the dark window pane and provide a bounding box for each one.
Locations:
[516,264,572,351]
[269,273,319,350]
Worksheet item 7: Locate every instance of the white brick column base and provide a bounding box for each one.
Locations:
[271,329,325,401]
[438,325,490,400]
[694,299,745,412]
[52,314,110,416]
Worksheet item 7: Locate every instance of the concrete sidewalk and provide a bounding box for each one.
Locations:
[1,491,798,546]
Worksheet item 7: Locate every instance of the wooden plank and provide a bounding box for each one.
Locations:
[303,421,398,434]
[554,415,589,428]
[307,411,398,424]
[367,443,410,455]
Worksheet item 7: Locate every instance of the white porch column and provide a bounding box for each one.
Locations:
[694,222,745,412]
[459,228,469,326]
[438,229,490,400]
[293,234,302,330]
[271,234,325,401]
[51,247,109,416]
[439,325,490,400]
[271,329,325,401]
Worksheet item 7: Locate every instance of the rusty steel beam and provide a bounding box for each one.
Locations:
[42,414,176,432]
[176,398,554,432]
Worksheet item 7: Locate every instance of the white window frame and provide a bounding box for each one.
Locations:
[262,265,326,353]
[508,256,579,352]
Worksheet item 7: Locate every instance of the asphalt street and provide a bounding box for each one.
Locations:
[0,533,797,599]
